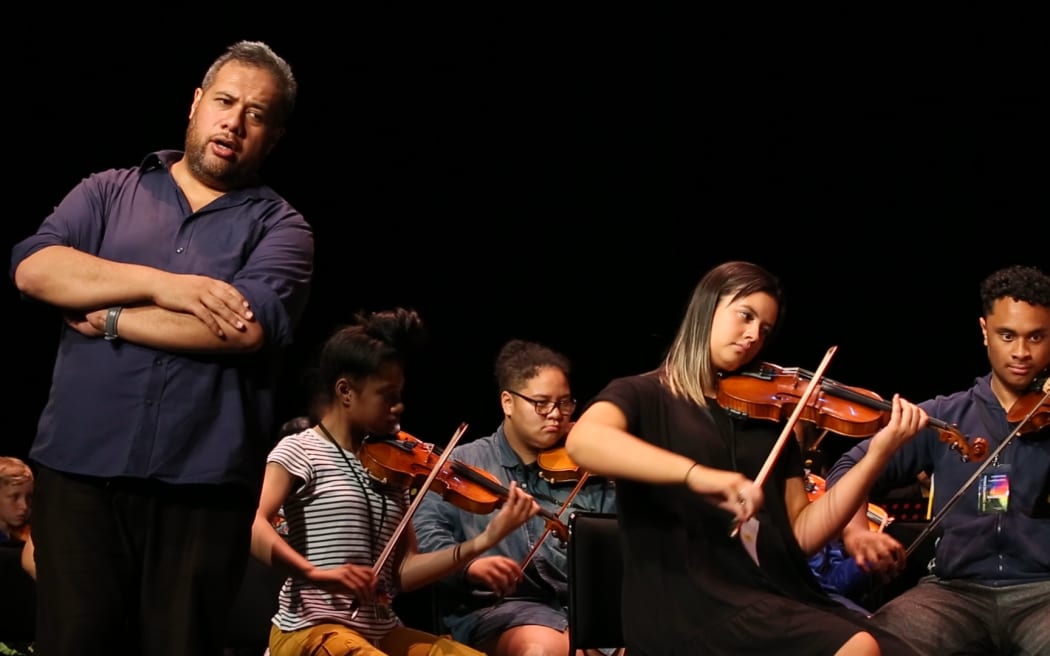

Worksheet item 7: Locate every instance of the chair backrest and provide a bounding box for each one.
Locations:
[566,511,624,655]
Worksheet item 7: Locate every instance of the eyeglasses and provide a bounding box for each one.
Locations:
[506,389,577,416]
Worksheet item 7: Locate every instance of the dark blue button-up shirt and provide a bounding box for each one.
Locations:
[10,151,314,487]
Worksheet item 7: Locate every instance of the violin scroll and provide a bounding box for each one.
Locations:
[935,425,988,463]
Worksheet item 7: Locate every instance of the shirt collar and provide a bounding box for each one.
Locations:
[494,423,526,469]
[138,150,283,202]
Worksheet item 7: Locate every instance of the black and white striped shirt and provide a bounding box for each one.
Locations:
[268,428,410,642]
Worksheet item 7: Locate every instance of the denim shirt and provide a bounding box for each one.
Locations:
[413,424,617,607]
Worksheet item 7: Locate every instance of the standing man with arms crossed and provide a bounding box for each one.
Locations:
[827,264,1050,655]
[10,40,313,656]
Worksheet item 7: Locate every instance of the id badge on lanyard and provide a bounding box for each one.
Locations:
[978,463,1010,514]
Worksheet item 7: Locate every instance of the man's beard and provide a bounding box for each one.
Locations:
[183,123,257,190]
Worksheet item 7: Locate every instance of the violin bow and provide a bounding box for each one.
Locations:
[517,470,592,571]
[905,386,1050,558]
[350,421,469,619]
[731,345,838,538]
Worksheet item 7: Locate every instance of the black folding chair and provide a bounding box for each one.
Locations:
[566,511,626,655]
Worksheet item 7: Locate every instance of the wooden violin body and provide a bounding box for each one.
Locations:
[718,362,989,462]
[1007,375,1050,434]
[359,431,505,514]
[359,431,570,541]
[536,445,585,484]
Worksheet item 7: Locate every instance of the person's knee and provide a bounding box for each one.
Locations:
[491,625,568,656]
[836,631,880,656]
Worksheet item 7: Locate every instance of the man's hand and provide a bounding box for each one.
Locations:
[152,273,254,337]
[64,311,105,338]
[843,528,907,580]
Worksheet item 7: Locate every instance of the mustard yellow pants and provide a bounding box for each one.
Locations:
[269,622,487,656]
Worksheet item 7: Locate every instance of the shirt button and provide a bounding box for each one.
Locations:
[176,247,185,254]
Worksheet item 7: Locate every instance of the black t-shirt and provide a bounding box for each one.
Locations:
[594,373,919,656]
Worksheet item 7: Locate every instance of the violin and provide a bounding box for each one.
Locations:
[341,422,471,620]
[359,430,569,542]
[536,445,585,484]
[805,472,893,533]
[359,431,500,513]
[1007,375,1050,435]
[718,362,989,463]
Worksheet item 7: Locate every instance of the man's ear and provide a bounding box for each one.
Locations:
[189,87,204,119]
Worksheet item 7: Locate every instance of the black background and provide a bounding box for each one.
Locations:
[4,15,1047,464]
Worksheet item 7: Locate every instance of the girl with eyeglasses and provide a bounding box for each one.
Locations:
[413,339,617,656]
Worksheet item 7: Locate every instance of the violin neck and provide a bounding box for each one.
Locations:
[819,378,892,411]
[787,367,895,412]
[793,369,955,433]
[449,460,506,495]
[448,460,561,523]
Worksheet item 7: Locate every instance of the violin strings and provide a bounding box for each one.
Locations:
[790,366,958,433]
[448,461,563,524]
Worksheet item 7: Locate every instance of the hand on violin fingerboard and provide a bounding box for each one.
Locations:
[481,482,541,544]
[867,395,929,460]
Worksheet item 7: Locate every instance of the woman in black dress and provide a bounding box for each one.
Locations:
[566,261,924,656]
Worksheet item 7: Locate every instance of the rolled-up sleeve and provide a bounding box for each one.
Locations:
[232,207,314,348]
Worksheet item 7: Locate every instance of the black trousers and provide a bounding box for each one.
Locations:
[32,466,257,656]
